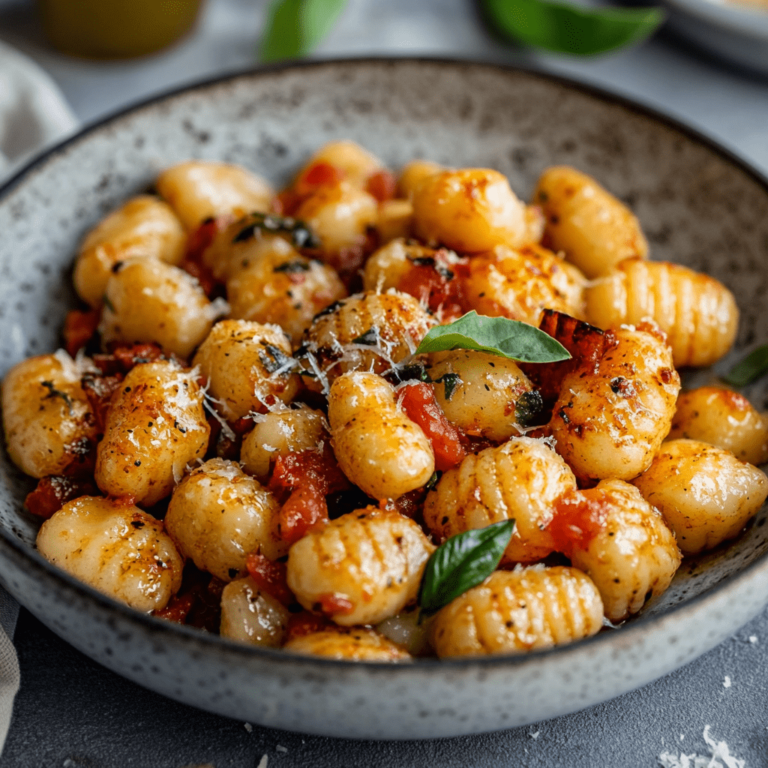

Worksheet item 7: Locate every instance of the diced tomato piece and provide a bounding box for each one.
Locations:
[397,251,467,320]
[547,489,610,557]
[24,475,97,519]
[269,448,349,544]
[63,308,101,357]
[245,552,294,607]
[180,215,231,296]
[398,382,466,472]
[93,342,168,375]
[366,170,397,202]
[297,162,344,195]
[316,593,355,616]
[81,373,124,432]
[154,593,195,624]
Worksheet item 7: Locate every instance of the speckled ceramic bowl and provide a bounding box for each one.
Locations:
[0,59,767,740]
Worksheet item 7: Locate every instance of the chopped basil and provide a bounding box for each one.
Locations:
[723,345,768,387]
[435,372,462,401]
[274,260,311,274]
[258,343,295,375]
[425,471,441,492]
[351,328,379,346]
[102,294,115,313]
[414,311,570,364]
[40,380,74,415]
[515,390,545,427]
[418,520,515,619]
[232,212,321,249]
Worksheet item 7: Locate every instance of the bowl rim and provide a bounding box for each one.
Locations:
[2,55,768,674]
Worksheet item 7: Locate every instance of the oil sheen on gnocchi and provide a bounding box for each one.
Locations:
[2,140,761,663]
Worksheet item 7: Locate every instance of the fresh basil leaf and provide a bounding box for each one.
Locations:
[414,311,570,364]
[481,0,665,56]
[723,345,768,387]
[260,0,348,63]
[418,520,515,618]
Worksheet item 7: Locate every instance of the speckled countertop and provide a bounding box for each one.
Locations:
[1,0,767,765]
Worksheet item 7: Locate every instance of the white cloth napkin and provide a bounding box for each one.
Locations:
[0,38,79,751]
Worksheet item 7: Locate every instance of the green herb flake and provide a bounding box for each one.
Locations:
[102,294,115,313]
[274,260,311,274]
[258,343,295,375]
[232,212,321,249]
[435,372,462,401]
[425,471,440,492]
[414,311,570,364]
[40,380,74,415]
[352,328,379,346]
[723,345,768,387]
[418,520,515,619]
[515,390,545,428]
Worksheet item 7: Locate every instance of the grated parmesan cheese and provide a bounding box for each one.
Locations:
[658,726,745,768]
[723,676,732,688]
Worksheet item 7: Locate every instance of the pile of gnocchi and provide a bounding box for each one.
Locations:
[3,140,767,662]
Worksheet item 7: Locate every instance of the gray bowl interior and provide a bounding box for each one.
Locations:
[0,59,767,739]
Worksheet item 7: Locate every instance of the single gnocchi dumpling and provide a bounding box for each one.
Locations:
[299,291,434,392]
[193,320,300,421]
[549,480,681,621]
[286,506,435,626]
[533,165,649,279]
[412,169,529,253]
[397,159,444,200]
[668,387,768,465]
[165,459,286,582]
[294,140,384,191]
[423,437,577,564]
[461,244,586,325]
[37,496,183,613]
[220,576,290,647]
[284,627,411,661]
[375,199,413,244]
[224,235,346,342]
[2,351,98,479]
[294,181,378,257]
[328,372,435,500]
[156,160,274,230]
[95,360,209,506]
[73,195,186,309]
[426,349,538,442]
[550,323,680,482]
[100,258,225,359]
[240,405,328,481]
[632,439,768,555]
[429,567,604,658]
[585,258,738,368]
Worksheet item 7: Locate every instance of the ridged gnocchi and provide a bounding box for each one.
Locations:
[165,459,285,582]
[423,437,577,564]
[632,439,768,555]
[430,567,604,658]
[284,627,411,661]
[585,258,738,367]
[286,507,434,626]
[37,496,183,612]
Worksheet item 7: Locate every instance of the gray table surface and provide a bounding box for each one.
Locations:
[1,0,768,765]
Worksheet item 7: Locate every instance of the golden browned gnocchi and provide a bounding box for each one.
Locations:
[95,360,209,506]
[284,627,411,661]
[299,290,434,391]
[286,507,435,626]
[551,480,681,621]
[37,496,183,612]
[240,405,328,481]
[632,439,768,555]
[6,143,766,665]
[534,165,649,279]
[165,459,285,582]
[585,258,738,367]
[550,323,680,482]
[219,576,290,647]
[412,168,528,253]
[328,372,435,500]
[156,160,274,230]
[461,244,586,325]
[193,319,300,420]
[429,567,604,658]
[423,437,577,564]
[73,195,186,309]
[2,352,98,479]
[100,258,224,359]
[668,387,768,465]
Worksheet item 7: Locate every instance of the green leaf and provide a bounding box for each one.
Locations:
[418,520,515,618]
[722,345,768,387]
[414,311,570,364]
[260,0,348,63]
[481,0,666,56]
